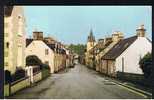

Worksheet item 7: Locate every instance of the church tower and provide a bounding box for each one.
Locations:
[87,29,96,52]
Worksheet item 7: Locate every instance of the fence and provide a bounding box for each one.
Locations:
[33,71,42,83]
[117,72,151,87]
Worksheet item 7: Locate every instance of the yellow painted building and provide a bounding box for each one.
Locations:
[4,6,26,74]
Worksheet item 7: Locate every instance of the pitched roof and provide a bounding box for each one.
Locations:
[102,36,138,60]
[26,39,33,47]
[46,44,55,51]
[4,6,13,17]
[26,38,56,51]
[88,39,112,54]
[60,48,66,54]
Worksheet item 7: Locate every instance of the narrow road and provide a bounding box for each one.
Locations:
[8,64,146,99]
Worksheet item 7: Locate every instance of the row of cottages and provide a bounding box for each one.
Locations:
[85,25,152,76]
[4,6,26,74]
[26,31,70,73]
[100,25,152,77]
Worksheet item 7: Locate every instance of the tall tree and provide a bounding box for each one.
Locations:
[68,44,86,55]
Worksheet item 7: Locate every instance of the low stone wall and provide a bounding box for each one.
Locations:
[10,77,30,94]
[116,72,151,87]
[33,71,42,83]
[4,69,50,97]
[4,84,9,97]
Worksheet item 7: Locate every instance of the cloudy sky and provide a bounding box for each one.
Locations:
[24,6,152,44]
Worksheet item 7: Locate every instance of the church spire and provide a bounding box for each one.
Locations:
[90,28,93,37]
[88,29,95,42]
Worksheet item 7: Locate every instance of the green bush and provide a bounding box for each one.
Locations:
[26,55,42,66]
[40,64,50,70]
[11,67,26,82]
[41,68,50,79]
[5,70,11,84]
[139,52,152,78]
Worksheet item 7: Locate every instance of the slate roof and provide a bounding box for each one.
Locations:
[26,39,33,47]
[102,36,138,60]
[26,38,66,54]
[46,44,55,51]
[60,48,66,54]
[88,39,112,54]
[4,6,13,17]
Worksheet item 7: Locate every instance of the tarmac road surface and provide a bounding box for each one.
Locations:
[8,63,147,99]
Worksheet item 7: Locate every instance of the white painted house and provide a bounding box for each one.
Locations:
[101,25,152,76]
[26,39,55,73]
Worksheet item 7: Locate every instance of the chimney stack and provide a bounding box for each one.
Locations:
[104,37,112,44]
[112,31,124,42]
[33,31,43,40]
[136,24,146,37]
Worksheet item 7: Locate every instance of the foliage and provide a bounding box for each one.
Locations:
[68,44,86,55]
[26,55,42,66]
[41,68,50,79]
[5,70,11,84]
[40,64,50,70]
[11,67,26,82]
[139,52,152,78]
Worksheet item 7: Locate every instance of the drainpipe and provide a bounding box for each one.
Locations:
[106,60,108,75]
[122,57,124,73]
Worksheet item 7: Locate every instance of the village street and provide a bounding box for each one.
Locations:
[8,63,147,99]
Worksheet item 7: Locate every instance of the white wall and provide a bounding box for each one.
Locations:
[115,37,151,74]
[26,40,55,73]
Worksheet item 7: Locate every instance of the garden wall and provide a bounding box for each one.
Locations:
[10,77,30,94]
[117,72,151,87]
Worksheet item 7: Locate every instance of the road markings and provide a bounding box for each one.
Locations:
[122,84,152,96]
[116,84,148,98]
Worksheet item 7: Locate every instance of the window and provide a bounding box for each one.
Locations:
[4,62,8,66]
[45,61,49,65]
[4,51,8,57]
[6,42,9,48]
[18,15,22,19]
[45,49,49,55]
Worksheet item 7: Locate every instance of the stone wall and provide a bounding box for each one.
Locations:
[116,72,151,87]
[10,77,30,94]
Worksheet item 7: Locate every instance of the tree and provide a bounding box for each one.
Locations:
[68,44,86,56]
[26,55,43,66]
[139,52,152,78]
[26,55,50,71]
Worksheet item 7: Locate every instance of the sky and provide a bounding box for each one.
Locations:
[24,6,152,45]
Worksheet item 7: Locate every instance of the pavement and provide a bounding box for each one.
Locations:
[7,63,152,99]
